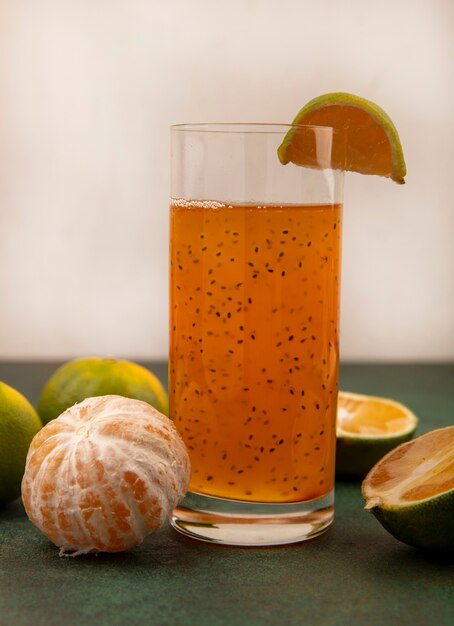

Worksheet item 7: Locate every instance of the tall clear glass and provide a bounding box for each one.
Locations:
[169,124,343,545]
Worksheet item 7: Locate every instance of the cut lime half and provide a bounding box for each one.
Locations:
[362,426,454,550]
[336,391,418,478]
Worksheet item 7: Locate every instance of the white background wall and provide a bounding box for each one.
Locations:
[0,0,453,362]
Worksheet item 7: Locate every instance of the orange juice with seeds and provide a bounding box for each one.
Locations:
[169,200,342,503]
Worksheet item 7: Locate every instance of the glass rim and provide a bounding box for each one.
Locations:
[170,122,339,135]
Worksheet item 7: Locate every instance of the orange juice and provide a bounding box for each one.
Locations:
[169,200,342,503]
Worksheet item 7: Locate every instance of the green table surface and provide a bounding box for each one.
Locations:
[0,362,453,626]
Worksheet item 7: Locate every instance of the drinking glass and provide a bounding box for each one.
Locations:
[169,124,343,545]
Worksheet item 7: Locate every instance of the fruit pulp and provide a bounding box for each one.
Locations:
[169,200,342,503]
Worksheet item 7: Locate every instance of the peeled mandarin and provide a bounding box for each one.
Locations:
[22,395,190,556]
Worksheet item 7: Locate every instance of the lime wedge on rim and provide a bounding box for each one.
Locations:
[362,426,454,550]
[278,92,406,184]
[336,391,418,478]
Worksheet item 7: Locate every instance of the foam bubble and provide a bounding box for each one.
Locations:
[170,198,226,209]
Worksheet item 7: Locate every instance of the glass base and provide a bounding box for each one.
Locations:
[171,489,334,546]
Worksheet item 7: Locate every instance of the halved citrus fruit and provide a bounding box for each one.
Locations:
[336,391,418,478]
[362,426,454,550]
[278,92,406,184]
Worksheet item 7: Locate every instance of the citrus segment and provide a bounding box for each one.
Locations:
[278,92,406,184]
[362,426,454,550]
[336,391,418,478]
[37,357,169,424]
